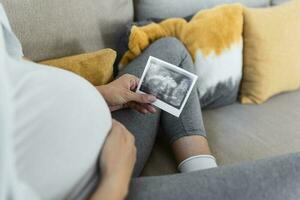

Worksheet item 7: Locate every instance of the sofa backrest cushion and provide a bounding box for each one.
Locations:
[0,0,134,61]
[271,0,290,5]
[134,0,270,21]
[240,0,300,104]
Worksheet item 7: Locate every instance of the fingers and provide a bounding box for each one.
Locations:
[110,119,123,135]
[141,104,156,113]
[127,102,157,114]
[109,105,123,112]
[122,74,139,90]
[122,74,157,104]
[127,102,148,114]
[111,119,136,145]
[112,119,123,126]
[145,104,157,113]
[119,74,157,114]
[126,90,156,104]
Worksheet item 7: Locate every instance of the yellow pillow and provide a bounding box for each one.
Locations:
[40,49,116,86]
[240,0,300,104]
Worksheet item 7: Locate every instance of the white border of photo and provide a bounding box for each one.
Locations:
[136,56,198,117]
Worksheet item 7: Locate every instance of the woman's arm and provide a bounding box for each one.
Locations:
[90,120,136,200]
[90,177,127,200]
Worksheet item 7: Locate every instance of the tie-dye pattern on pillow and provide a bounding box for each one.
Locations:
[118,4,243,109]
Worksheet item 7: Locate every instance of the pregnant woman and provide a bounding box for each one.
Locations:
[1,4,300,200]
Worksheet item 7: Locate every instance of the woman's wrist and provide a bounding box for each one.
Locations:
[96,85,111,105]
[96,85,123,112]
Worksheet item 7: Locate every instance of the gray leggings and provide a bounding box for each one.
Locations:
[113,37,300,200]
[113,37,206,176]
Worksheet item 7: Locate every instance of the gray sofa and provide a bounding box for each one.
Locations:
[1,0,299,176]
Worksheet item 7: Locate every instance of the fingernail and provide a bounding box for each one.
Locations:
[150,107,156,113]
[143,109,148,114]
[148,96,156,102]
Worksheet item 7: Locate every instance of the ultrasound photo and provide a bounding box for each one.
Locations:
[139,57,195,109]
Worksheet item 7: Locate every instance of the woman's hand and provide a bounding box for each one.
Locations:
[91,120,136,200]
[97,74,157,114]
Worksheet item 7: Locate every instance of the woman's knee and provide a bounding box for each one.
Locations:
[153,37,186,51]
[147,37,191,67]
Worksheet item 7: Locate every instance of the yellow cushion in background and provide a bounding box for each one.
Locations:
[240,0,300,104]
[40,49,116,86]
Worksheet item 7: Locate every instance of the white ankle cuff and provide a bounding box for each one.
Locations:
[178,155,217,173]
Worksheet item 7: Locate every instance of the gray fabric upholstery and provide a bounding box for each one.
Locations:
[271,0,290,5]
[142,90,300,176]
[132,153,300,200]
[0,0,134,61]
[134,0,270,21]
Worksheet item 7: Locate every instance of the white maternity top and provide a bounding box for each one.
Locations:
[0,4,112,200]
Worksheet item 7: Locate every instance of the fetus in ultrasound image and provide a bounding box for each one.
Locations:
[140,61,192,109]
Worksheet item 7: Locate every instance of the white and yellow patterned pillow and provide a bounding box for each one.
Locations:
[119,4,244,108]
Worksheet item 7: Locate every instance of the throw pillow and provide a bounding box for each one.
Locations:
[40,49,116,86]
[119,4,244,108]
[240,0,300,104]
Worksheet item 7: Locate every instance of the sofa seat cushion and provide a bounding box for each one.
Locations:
[142,90,300,176]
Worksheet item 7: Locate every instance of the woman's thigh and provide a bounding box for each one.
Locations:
[112,108,161,177]
[127,152,300,200]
